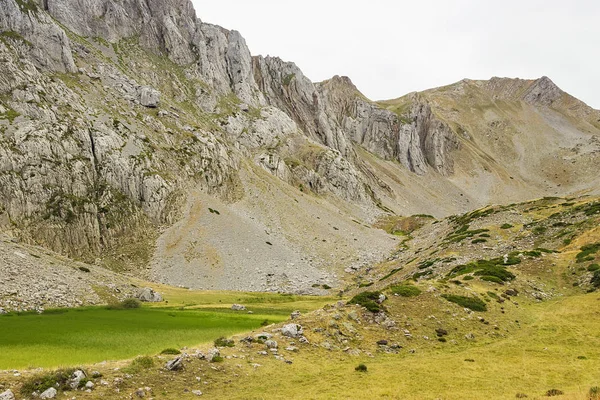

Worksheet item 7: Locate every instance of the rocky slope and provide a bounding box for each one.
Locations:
[1,0,599,293]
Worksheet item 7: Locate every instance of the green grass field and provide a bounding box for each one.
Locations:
[0,288,335,370]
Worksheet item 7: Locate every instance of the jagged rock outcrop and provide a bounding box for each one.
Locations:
[522,76,563,106]
[319,76,459,175]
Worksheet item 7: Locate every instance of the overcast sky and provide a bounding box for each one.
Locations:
[192,0,599,109]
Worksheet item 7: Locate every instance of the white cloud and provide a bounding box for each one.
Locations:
[192,0,600,108]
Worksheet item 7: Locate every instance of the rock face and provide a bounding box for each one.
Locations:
[1,0,599,295]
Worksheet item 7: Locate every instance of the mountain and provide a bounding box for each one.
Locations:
[1,0,599,295]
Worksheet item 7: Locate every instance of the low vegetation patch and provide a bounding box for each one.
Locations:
[545,389,564,397]
[123,356,154,374]
[349,291,384,313]
[448,257,517,283]
[20,368,83,395]
[160,348,181,355]
[442,294,487,311]
[355,363,367,372]
[388,284,422,297]
[107,298,141,309]
[589,386,600,400]
[577,243,600,263]
[501,223,514,229]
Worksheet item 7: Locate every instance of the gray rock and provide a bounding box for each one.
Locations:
[207,348,220,362]
[192,390,203,396]
[0,389,15,400]
[290,310,301,320]
[264,340,278,349]
[40,387,57,399]
[70,370,86,389]
[137,288,162,302]
[165,356,184,371]
[231,304,246,311]
[138,86,160,108]
[281,323,304,338]
[85,381,95,389]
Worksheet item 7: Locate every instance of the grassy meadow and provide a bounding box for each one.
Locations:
[0,288,336,370]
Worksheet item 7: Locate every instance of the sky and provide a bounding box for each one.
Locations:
[191,0,599,109]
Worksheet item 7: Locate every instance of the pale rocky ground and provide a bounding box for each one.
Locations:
[0,234,138,312]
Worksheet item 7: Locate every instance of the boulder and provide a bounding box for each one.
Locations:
[290,310,301,320]
[137,288,162,302]
[264,340,278,349]
[0,390,15,400]
[207,348,220,362]
[281,324,303,338]
[70,370,86,389]
[40,387,57,399]
[165,356,184,371]
[138,86,160,108]
[231,304,246,311]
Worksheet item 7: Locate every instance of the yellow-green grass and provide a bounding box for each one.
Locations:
[191,293,600,399]
[0,290,334,370]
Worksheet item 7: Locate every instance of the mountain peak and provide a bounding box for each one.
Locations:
[523,75,563,106]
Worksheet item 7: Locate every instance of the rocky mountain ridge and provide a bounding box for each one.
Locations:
[1,0,599,292]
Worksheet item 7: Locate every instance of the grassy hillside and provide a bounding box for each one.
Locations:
[2,196,600,399]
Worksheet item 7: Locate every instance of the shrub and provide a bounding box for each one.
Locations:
[532,226,547,235]
[588,264,600,272]
[322,284,332,290]
[358,282,374,288]
[120,298,141,309]
[480,275,505,284]
[214,337,235,348]
[463,275,474,281]
[160,348,181,355]
[442,294,487,312]
[501,223,513,229]
[515,393,528,398]
[389,284,421,297]
[589,386,600,400]
[472,239,488,244]
[349,291,384,313]
[355,363,367,372]
[211,355,224,363]
[260,319,270,327]
[577,243,600,263]
[123,356,154,373]
[78,266,90,273]
[545,389,564,397]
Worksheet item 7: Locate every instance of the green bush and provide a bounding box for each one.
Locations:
[214,337,235,347]
[106,298,141,310]
[472,239,488,244]
[349,291,383,313]
[78,266,90,273]
[589,386,600,400]
[449,258,516,282]
[577,243,600,263]
[355,363,367,372]
[123,356,154,373]
[442,294,487,312]
[588,264,600,272]
[500,223,513,229]
[389,284,421,297]
[480,276,504,284]
[211,355,224,363]
[121,298,142,309]
[160,348,181,355]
